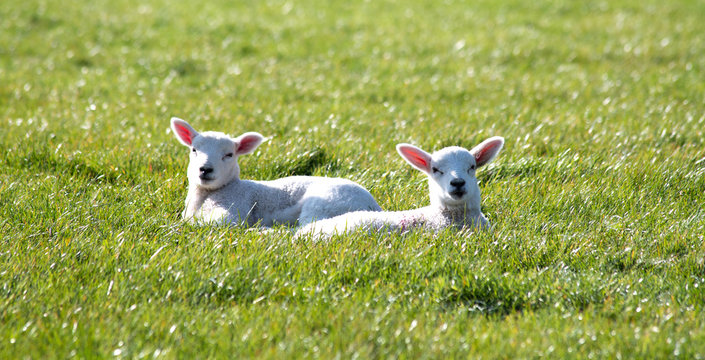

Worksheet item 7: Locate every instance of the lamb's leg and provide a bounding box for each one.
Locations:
[297,197,339,226]
[298,185,381,225]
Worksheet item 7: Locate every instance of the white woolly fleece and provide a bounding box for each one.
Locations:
[295,137,504,238]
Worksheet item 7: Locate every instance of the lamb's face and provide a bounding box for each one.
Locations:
[396,136,504,211]
[427,147,481,209]
[188,131,240,190]
[171,117,265,191]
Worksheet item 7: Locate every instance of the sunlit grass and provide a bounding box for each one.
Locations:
[2,0,705,358]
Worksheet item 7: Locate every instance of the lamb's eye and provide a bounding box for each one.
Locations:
[432,167,444,175]
[468,164,476,172]
[224,152,234,159]
[191,148,197,153]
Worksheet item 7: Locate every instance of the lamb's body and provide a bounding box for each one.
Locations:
[185,176,381,226]
[295,138,504,238]
[171,117,381,227]
[295,205,488,237]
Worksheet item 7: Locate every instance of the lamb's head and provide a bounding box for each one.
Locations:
[396,137,504,210]
[171,117,264,190]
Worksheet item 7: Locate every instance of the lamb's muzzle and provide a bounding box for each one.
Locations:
[199,166,214,180]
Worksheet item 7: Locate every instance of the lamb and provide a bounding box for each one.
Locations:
[170,117,381,227]
[295,136,504,238]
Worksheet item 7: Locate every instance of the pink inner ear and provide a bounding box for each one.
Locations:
[407,151,429,168]
[475,147,490,163]
[399,146,432,172]
[474,138,503,167]
[236,135,261,154]
[174,124,193,145]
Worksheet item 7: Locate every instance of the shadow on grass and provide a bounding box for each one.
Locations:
[432,276,543,316]
[271,147,339,177]
[171,59,206,77]
[431,270,612,316]
[192,273,266,305]
[3,148,136,185]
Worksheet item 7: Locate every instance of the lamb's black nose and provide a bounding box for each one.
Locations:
[450,178,465,188]
[199,166,214,175]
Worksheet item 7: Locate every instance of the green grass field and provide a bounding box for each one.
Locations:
[2,0,705,357]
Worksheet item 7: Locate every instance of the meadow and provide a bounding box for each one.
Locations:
[1,0,704,357]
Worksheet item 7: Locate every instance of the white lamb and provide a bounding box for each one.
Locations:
[295,136,504,238]
[170,117,381,227]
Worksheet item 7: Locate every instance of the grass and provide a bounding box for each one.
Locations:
[2,0,705,357]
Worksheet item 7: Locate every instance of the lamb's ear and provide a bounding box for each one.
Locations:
[171,117,199,146]
[397,143,433,174]
[234,132,264,155]
[471,136,504,167]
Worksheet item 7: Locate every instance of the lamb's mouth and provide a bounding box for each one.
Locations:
[199,175,214,182]
[449,190,466,199]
